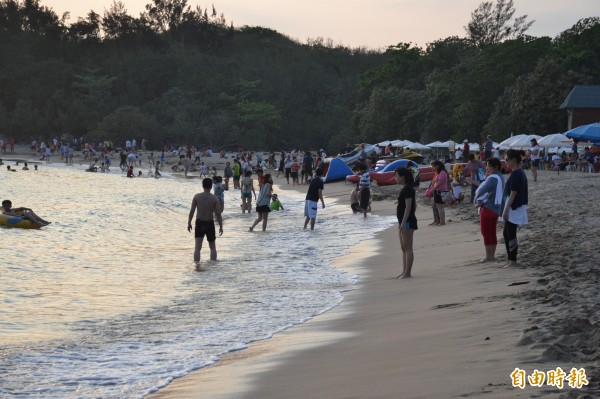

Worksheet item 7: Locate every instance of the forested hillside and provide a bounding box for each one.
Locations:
[0,0,598,151]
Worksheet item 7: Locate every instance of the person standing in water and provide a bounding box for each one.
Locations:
[240,170,256,213]
[188,178,223,264]
[394,167,417,279]
[502,150,528,268]
[249,174,273,232]
[303,168,325,230]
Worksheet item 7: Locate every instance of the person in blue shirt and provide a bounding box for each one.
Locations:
[474,158,504,263]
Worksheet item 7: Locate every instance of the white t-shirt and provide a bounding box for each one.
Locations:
[455,149,463,161]
[530,145,540,161]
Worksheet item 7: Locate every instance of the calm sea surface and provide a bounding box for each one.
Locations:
[0,162,395,398]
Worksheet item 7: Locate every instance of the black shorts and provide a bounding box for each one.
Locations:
[532,159,540,168]
[290,171,298,179]
[285,168,291,178]
[351,203,362,213]
[360,188,370,210]
[195,220,216,242]
[305,168,313,177]
[256,205,271,213]
[233,175,240,181]
[434,190,444,204]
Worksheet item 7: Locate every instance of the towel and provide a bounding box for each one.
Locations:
[475,174,503,206]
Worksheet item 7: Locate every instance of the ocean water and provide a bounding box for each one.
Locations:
[0,162,396,398]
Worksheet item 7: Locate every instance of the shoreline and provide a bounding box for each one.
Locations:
[149,172,565,399]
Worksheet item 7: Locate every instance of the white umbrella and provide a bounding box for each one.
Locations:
[538,133,568,148]
[377,140,392,147]
[509,134,543,149]
[426,141,445,148]
[498,134,526,148]
[391,139,414,148]
[409,142,432,151]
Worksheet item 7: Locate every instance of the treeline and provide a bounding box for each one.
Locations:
[0,0,599,152]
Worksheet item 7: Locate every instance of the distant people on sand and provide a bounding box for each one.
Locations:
[188,178,223,265]
[358,163,371,218]
[474,158,504,263]
[2,199,50,228]
[464,154,485,203]
[240,170,256,213]
[224,162,233,190]
[395,167,417,279]
[303,168,325,230]
[22,162,29,171]
[430,161,447,226]
[249,174,273,232]
[462,140,470,163]
[502,150,528,268]
[530,138,540,183]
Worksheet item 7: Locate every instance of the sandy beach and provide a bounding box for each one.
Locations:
[3,148,598,398]
[144,163,599,398]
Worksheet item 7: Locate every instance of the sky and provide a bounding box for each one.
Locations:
[46,0,599,49]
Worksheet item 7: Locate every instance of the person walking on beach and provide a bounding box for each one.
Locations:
[530,138,541,183]
[502,150,528,268]
[303,168,325,230]
[213,176,225,213]
[224,162,233,190]
[358,163,371,218]
[249,174,273,232]
[395,167,417,279]
[240,170,256,213]
[188,178,223,264]
[430,161,448,226]
[474,158,504,263]
[232,159,241,189]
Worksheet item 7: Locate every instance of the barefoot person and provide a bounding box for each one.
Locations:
[530,138,540,183]
[240,170,256,213]
[502,150,528,268]
[249,174,273,232]
[303,168,325,230]
[187,178,224,264]
[1,200,50,228]
[474,158,504,263]
[395,167,417,279]
[430,161,448,226]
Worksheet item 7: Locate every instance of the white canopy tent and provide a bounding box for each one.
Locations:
[408,142,432,151]
[377,140,392,147]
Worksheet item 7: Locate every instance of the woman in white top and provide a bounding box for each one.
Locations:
[530,138,541,183]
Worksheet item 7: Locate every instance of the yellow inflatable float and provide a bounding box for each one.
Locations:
[0,213,39,229]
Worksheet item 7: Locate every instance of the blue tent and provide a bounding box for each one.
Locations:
[565,123,600,144]
[324,158,353,183]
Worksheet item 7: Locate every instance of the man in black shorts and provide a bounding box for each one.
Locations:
[187,178,223,264]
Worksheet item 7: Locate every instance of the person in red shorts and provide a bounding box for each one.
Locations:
[474,158,504,263]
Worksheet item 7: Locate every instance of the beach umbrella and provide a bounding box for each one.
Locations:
[564,123,600,144]
[377,140,392,147]
[391,139,414,148]
[508,134,543,149]
[498,134,526,148]
[425,141,446,148]
[409,142,432,151]
[538,133,569,148]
